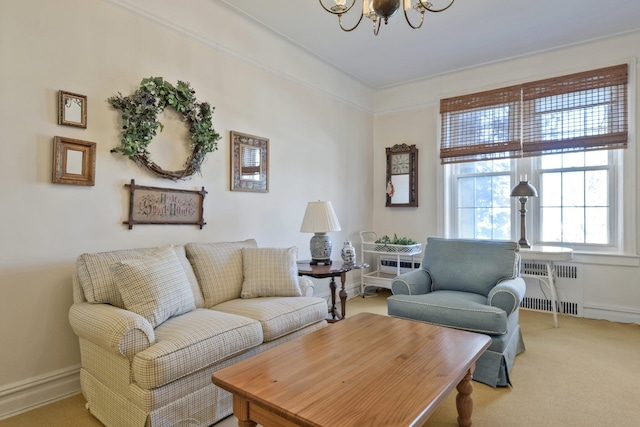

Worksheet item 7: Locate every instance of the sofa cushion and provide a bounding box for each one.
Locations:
[423,238,519,296]
[132,308,263,389]
[77,245,203,309]
[185,239,257,308]
[241,247,302,298]
[212,297,327,342]
[111,246,196,328]
[387,290,508,335]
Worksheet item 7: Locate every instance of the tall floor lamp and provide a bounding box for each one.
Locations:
[300,201,342,265]
[510,176,538,248]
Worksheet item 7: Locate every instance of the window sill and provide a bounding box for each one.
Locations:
[572,251,640,267]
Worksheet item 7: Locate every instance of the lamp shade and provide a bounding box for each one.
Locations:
[300,201,342,233]
[510,181,538,197]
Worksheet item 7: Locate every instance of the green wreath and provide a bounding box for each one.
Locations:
[108,77,220,180]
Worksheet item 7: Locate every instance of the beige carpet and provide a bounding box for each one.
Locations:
[2,290,639,426]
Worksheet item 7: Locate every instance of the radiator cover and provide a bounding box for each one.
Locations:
[520,262,583,316]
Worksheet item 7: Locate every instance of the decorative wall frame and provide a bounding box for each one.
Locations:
[123,179,207,229]
[52,136,96,186]
[386,143,419,207]
[230,131,269,192]
[58,90,87,128]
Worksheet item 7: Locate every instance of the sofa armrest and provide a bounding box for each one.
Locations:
[299,276,315,297]
[391,269,432,295]
[488,277,526,316]
[69,302,155,359]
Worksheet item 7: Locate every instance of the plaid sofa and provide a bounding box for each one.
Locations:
[69,240,328,427]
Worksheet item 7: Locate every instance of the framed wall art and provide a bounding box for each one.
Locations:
[385,143,418,207]
[52,136,96,186]
[58,90,87,128]
[123,179,207,229]
[230,131,269,193]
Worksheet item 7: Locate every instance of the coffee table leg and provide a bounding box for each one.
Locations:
[455,369,474,427]
[233,395,257,427]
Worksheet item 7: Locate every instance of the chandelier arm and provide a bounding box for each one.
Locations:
[318,0,357,15]
[403,7,425,29]
[418,0,455,13]
[338,11,365,32]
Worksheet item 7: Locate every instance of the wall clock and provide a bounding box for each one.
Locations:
[386,143,418,207]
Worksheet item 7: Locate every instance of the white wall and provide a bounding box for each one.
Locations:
[372,32,640,324]
[0,0,374,416]
[2,0,640,418]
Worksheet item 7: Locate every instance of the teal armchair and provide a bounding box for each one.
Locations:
[387,238,526,387]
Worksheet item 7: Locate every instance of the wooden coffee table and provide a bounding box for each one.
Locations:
[212,312,491,427]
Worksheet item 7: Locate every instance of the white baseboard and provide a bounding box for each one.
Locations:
[0,365,81,421]
[583,303,640,325]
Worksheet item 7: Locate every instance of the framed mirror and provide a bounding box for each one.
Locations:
[385,143,418,207]
[230,131,269,192]
[52,136,96,186]
[58,90,87,128]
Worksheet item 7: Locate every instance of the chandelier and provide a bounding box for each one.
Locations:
[319,0,455,35]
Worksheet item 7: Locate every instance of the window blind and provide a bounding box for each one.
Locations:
[439,64,628,164]
[440,86,521,164]
[521,64,628,157]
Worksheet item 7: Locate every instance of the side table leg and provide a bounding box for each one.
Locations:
[456,369,474,427]
[329,276,337,321]
[339,272,348,319]
[547,262,559,328]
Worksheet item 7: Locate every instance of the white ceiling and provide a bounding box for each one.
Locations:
[220,0,640,89]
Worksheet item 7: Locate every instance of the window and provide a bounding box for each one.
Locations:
[440,64,629,250]
[538,151,613,246]
[453,159,512,240]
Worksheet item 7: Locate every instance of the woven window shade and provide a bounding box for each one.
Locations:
[439,64,628,164]
[521,64,628,157]
[440,86,521,164]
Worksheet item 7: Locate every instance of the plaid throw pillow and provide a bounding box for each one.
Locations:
[111,245,196,328]
[241,247,302,298]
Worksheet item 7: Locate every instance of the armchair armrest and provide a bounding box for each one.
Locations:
[391,269,432,295]
[69,302,155,360]
[299,276,315,297]
[488,277,526,316]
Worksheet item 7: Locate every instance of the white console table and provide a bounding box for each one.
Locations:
[519,245,573,328]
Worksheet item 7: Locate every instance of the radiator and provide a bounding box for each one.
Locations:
[379,255,421,274]
[520,262,583,316]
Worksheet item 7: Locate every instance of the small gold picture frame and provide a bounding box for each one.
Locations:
[52,136,96,186]
[58,90,87,128]
[230,131,269,193]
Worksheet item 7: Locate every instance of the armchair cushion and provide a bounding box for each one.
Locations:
[424,238,519,296]
[111,246,196,328]
[240,247,302,298]
[388,291,508,335]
